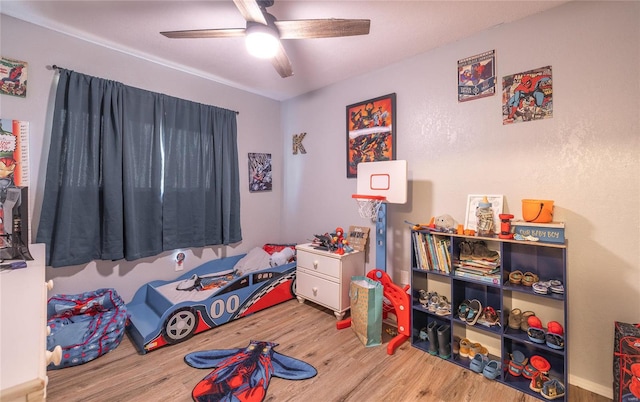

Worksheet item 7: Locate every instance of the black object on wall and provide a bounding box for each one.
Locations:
[0,186,32,261]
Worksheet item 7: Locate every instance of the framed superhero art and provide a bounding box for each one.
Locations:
[0,57,28,98]
[458,50,496,102]
[346,93,396,178]
[502,66,553,125]
[248,152,272,193]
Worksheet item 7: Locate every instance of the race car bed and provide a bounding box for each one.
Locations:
[126,245,296,354]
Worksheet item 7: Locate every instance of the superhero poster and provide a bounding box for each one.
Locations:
[502,66,553,125]
[346,93,396,178]
[0,57,28,98]
[458,50,496,102]
[248,152,272,193]
[0,119,29,187]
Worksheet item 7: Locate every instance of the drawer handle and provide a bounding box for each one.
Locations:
[313,260,318,269]
[46,345,63,366]
[312,287,318,295]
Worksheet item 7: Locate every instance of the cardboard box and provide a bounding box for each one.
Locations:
[512,221,565,244]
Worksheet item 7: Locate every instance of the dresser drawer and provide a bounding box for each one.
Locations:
[296,250,341,279]
[296,269,341,310]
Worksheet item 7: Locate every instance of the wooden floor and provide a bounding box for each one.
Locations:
[47,300,610,402]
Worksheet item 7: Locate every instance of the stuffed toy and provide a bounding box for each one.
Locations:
[269,247,295,267]
[434,214,458,232]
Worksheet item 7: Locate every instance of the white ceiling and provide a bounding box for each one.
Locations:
[1,0,569,101]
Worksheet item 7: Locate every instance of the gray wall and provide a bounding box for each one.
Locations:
[281,1,639,398]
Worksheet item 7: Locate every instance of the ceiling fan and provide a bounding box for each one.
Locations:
[160,0,370,78]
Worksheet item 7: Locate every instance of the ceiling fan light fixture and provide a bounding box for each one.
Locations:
[245,22,279,59]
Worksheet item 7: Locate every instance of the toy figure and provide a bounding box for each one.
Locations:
[333,227,346,255]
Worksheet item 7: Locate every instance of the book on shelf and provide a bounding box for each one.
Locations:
[454,265,500,276]
[453,270,501,284]
[412,231,453,273]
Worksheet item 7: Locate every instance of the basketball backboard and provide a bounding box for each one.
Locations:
[355,160,407,204]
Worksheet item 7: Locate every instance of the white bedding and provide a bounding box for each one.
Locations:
[155,247,274,305]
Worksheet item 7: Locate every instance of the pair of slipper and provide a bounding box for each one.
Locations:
[459,339,488,359]
[508,308,536,332]
[532,280,564,295]
[509,351,551,378]
[527,319,565,350]
[508,270,539,286]
[469,353,501,380]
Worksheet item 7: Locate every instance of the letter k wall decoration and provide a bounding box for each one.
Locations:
[292,132,307,155]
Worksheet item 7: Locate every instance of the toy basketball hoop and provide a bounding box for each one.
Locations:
[353,194,386,221]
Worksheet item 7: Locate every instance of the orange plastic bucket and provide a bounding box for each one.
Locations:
[522,199,554,223]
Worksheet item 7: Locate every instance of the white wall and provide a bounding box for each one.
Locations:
[0,15,287,302]
[281,1,639,398]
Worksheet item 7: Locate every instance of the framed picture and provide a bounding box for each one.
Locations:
[458,50,496,102]
[346,93,396,178]
[248,153,272,193]
[502,65,553,125]
[0,57,28,98]
[464,194,504,232]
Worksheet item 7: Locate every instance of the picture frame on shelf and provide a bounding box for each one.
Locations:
[464,194,504,233]
[346,93,396,178]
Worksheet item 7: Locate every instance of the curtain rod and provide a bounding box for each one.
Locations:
[49,64,240,115]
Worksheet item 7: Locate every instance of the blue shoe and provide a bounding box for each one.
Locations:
[527,327,546,344]
[546,333,565,350]
[470,353,489,373]
[482,360,501,380]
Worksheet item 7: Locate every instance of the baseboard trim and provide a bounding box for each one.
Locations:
[569,374,613,399]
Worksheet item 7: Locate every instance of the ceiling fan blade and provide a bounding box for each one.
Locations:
[160,28,246,39]
[275,19,370,39]
[271,41,293,78]
[233,0,267,24]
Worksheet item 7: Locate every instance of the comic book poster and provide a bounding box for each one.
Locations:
[0,119,29,249]
[346,93,396,178]
[458,50,496,102]
[248,153,272,192]
[0,57,28,98]
[502,66,553,125]
[0,119,29,187]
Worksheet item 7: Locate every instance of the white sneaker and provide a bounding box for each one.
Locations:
[176,274,200,291]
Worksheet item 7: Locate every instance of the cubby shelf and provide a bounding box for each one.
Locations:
[410,230,567,401]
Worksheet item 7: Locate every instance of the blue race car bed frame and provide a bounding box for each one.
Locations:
[126,253,296,354]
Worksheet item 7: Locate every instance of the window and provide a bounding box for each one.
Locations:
[36,69,241,267]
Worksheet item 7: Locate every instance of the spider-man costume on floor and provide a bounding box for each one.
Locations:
[506,73,551,120]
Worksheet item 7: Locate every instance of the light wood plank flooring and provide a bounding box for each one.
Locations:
[47,300,610,402]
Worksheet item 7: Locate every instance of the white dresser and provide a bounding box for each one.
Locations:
[0,244,61,401]
[295,243,364,320]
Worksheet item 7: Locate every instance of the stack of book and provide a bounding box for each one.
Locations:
[453,254,501,284]
[412,231,451,273]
